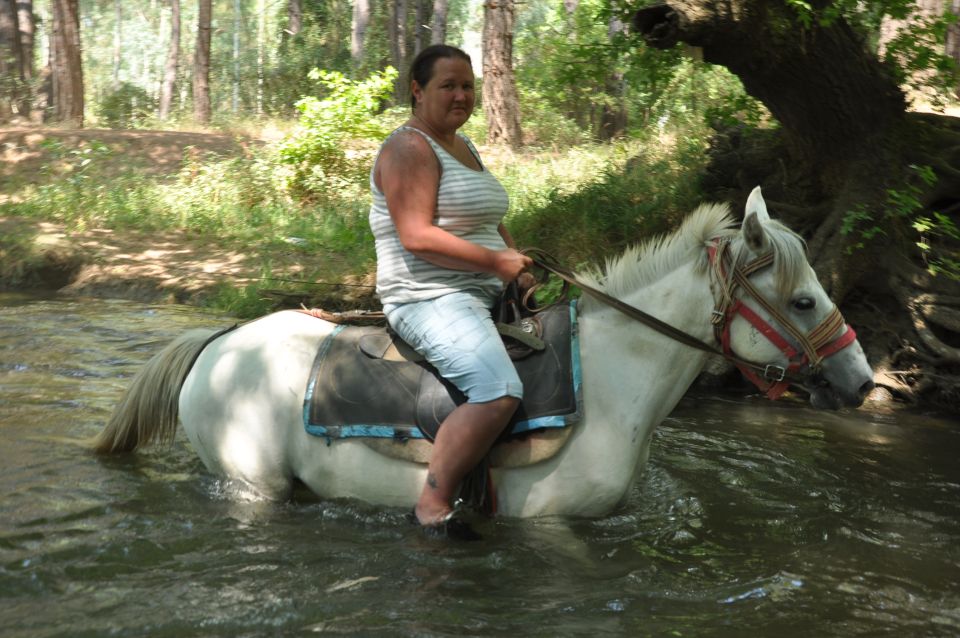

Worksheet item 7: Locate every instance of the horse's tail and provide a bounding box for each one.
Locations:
[92,328,218,454]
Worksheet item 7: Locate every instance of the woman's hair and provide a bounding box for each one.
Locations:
[409,44,472,109]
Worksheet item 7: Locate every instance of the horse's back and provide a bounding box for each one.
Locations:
[178,311,338,499]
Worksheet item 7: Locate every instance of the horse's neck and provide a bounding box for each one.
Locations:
[578,260,714,450]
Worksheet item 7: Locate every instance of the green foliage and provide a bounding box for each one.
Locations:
[842,164,960,280]
[912,209,960,280]
[96,82,158,129]
[514,0,765,139]
[505,125,712,267]
[205,280,275,318]
[278,67,397,200]
[265,0,357,114]
[517,86,591,147]
[514,0,627,136]
[0,227,37,286]
[882,12,960,108]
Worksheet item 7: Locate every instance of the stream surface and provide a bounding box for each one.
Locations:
[1,293,958,637]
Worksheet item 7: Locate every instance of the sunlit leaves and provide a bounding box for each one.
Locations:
[278,66,397,201]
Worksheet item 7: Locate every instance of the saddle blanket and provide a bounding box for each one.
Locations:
[303,302,582,441]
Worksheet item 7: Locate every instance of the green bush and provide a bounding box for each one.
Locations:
[505,128,711,268]
[518,86,590,147]
[97,82,158,129]
[279,67,397,201]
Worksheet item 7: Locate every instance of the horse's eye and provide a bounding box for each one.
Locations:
[793,297,816,311]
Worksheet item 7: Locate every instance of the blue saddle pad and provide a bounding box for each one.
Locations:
[303,302,582,441]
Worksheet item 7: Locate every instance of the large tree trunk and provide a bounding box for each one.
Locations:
[389,0,408,105]
[414,0,426,56]
[0,0,23,121]
[482,0,522,147]
[159,0,180,121]
[16,0,33,117]
[50,0,83,126]
[599,14,627,140]
[287,0,302,38]
[112,0,120,89]
[430,0,447,45]
[633,0,960,411]
[16,0,31,81]
[193,0,212,124]
[351,0,370,66]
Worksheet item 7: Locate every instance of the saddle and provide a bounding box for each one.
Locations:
[302,301,582,469]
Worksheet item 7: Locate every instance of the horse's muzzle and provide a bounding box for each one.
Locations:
[807,375,875,410]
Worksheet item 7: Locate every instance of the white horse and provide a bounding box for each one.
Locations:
[94,188,874,518]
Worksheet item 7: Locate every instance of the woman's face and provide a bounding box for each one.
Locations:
[413,57,475,132]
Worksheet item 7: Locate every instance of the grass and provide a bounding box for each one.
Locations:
[0,120,713,316]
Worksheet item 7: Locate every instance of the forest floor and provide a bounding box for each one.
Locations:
[0,126,376,308]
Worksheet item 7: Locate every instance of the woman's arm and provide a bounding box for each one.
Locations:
[376,131,530,282]
[498,223,517,249]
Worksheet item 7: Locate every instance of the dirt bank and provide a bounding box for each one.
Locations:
[0,127,374,308]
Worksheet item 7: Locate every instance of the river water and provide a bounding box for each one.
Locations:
[1,293,958,637]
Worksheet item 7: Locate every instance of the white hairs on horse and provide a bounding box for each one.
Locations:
[577,201,810,306]
[578,202,736,301]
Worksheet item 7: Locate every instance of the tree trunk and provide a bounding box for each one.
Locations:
[599,15,627,140]
[414,0,426,56]
[16,0,33,117]
[193,0,211,124]
[351,0,370,66]
[287,0,302,38]
[633,0,960,410]
[482,0,522,147]
[112,0,120,90]
[50,0,83,126]
[256,0,265,116]
[159,0,180,121]
[0,0,23,121]
[16,0,31,82]
[947,0,960,95]
[231,0,240,114]
[430,0,447,44]
[389,0,408,105]
[636,1,905,170]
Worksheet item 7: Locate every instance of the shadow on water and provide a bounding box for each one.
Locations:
[1,293,958,637]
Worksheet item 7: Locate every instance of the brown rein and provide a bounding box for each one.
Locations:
[299,245,852,395]
[524,248,802,384]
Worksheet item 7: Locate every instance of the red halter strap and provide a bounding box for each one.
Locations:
[708,239,858,399]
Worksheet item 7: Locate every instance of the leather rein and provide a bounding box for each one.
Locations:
[525,243,858,399]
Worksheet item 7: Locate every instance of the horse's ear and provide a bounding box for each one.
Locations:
[745,186,770,222]
[742,187,770,253]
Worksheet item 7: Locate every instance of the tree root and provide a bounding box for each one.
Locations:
[890,277,960,363]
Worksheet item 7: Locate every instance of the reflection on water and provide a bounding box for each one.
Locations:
[1,293,958,637]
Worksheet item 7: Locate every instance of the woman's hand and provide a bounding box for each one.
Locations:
[493,249,533,283]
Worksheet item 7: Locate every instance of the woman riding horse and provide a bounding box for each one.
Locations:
[370,44,532,533]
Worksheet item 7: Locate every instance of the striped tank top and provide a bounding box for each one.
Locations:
[369,126,509,305]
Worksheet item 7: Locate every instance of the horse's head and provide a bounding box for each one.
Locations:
[716,187,875,409]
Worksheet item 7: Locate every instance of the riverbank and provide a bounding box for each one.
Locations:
[0,215,378,309]
[0,127,377,313]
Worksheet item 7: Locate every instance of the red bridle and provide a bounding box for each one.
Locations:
[708,239,859,399]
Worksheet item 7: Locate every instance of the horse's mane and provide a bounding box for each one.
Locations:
[577,201,809,305]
